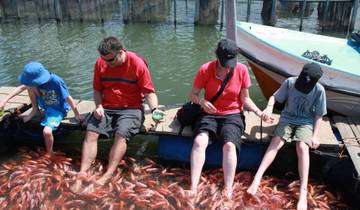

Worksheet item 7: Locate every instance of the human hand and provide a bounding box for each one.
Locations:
[152,108,165,123]
[0,100,5,112]
[94,105,104,120]
[75,113,84,123]
[260,108,274,124]
[200,99,217,114]
[310,137,320,149]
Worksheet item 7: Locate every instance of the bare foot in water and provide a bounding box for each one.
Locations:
[96,174,112,186]
[70,172,87,193]
[223,187,233,200]
[297,188,308,210]
[246,180,260,195]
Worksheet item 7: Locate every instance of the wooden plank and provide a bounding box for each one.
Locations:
[62,100,93,126]
[348,118,360,144]
[0,86,28,96]
[333,116,360,176]
[145,106,337,145]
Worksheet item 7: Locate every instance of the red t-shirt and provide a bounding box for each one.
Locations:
[93,51,155,109]
[193,60,251,115]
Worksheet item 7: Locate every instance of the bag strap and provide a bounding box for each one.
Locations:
[209,67,234,103]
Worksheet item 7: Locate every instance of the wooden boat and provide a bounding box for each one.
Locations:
[236,21,360,117]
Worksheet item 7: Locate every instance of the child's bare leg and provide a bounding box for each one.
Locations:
[247,137,284,195]
[23,88,40,122]
[296,141,309,210]
[43,126,54,154]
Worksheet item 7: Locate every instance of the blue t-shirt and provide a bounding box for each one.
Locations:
[36,73,71,115]
[275,77,327,126]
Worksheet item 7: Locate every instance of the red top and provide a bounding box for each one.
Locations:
[193,60,251,115]
[93,51,155,109]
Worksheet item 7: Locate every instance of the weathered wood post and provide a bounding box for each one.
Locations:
[225,0,237,42]
[247,0,252,22]
[318,1,353,31]
[77,0,83,22]
[174,0,177,26]
[261,0,277,26]
[220,0,224,29]
[123,0,170,23]
[299,0,307,31]
[350,0,359,31]
[54,0,62,23]
[195,0,220,25]
[0,1,4,20]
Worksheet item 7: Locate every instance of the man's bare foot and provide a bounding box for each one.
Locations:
[247,180,260,195]
[184,189,197,198]
[297,188,308,210]
[96,174,112,186]
[70,172,87,193]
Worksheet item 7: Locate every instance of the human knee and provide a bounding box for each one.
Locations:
[223,142,236,153]
[84,130,99,143]
[43,127,53,138]
[193,133,209,150]
[296,142,309,153]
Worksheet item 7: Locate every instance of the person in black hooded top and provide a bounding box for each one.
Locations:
[247,62,327,210]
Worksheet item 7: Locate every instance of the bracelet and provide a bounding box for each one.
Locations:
[151,107,157,113]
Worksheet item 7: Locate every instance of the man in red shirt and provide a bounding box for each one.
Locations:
[188,39,272,199]
[75,37,164,188]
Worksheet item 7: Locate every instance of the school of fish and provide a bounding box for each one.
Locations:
[0,147,350,209]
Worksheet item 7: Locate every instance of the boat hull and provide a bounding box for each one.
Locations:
[247,60,360,116]
[236,21,360,116]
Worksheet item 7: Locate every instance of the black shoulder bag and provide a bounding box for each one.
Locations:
[176,68,234,134]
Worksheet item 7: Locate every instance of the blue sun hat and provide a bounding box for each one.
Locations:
[19,62,51,86]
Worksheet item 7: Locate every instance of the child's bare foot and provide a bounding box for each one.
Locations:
[297,188,308,210]
[223,187,233,200]
[247,180,260,195]
[70,172,87,193]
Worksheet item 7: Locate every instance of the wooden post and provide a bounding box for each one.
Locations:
[195,0,219,25]
[220,0,224,29]
[185,0,188,11]
[174,0,177,26]
[15,0,21,20]
[322,0,330,30]
[270,0,276,24]
[54,0,62,23]
[350,0,359,32]
[299,0,307,31]
[98,0,104,23]
[261,0,277,25]
[194,0,200,25]
[77,0,83,22]
[123,0,129,23]
[225,0,237,43]
[247,0,252,22]
[0,1,4,21]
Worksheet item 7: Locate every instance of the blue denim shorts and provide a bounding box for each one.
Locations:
[41,108,65,130]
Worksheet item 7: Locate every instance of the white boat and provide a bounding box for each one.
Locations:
[236,21,360,116]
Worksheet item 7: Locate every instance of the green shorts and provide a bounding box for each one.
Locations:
[274,122,313,145]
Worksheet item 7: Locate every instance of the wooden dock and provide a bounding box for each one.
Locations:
[4,85,360,175]
[0,86,338,145]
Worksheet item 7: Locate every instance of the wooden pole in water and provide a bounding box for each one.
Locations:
[0,1,4,21]
[220,0,224,29]
[194,0,199,25]
[77,0,83,22]
[99,0,104,23]
[299,0,307,31]
[349,0,359,32]
[270,0,276,25]
[246,0,251,22]
[322,0,330,31]
[225,0,237,43]
[54,0,62,23]
[123,0,129,24]
[174,0,177,26]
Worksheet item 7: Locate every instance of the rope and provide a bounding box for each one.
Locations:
[302,50,332,65]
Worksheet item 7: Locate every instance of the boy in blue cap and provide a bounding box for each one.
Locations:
[17,61,81,154]
[247,63,327,210]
